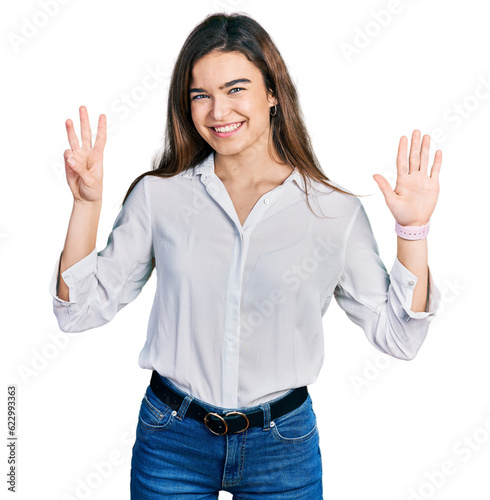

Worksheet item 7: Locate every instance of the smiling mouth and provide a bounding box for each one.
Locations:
[212,122,244,133]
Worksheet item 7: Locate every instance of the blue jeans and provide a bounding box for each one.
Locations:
[130,374,323,498]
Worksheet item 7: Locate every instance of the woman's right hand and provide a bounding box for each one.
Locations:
[64,105,106,204]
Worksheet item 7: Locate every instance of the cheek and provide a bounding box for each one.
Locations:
[243,98,266,118]
[247,102,271,132]
[190,106,208,133]
[191,104,204,128]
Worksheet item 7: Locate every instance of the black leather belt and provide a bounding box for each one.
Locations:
[150,370,308,436]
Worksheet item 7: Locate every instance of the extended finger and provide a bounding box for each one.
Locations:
[396,135,408,177]
[65,118,80,151]
[93,114,107,153]
[419,134,430,174]
[430,150,442,182]
[409,129,421,173]
[80,105,92,149]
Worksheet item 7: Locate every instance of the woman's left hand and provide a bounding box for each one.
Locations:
[372,129,442,226]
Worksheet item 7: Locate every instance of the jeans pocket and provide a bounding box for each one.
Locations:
[138,386,176,432]
[271,394,318,444]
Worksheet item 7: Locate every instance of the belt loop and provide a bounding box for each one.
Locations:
[176,394,194,421]
[259,402,271,431]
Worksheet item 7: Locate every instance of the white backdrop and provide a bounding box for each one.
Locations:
[2,0,488,499]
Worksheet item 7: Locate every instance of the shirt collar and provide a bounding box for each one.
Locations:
[183,152,308,192]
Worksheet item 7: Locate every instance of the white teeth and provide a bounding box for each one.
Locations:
[214,122,242,133]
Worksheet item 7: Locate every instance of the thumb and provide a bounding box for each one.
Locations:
[372,174,397,206]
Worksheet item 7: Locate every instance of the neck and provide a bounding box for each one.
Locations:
[214,144,292,187]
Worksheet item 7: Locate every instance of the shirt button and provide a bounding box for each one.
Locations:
[264,198,270,204]
[64,275,70,282]
[408,280,415,286]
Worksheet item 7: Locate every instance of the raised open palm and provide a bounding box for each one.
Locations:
[64,105,106,203]
[372,129,442,227]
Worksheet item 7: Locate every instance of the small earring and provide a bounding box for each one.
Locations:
[270,104,277,116]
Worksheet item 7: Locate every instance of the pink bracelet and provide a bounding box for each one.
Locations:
[395,220,430,240]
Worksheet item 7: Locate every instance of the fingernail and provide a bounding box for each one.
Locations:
[67,157,76,167]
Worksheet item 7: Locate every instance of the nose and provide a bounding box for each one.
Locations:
[210,96,231,122]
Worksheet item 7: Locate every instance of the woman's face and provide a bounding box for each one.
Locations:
[189,50,276,159]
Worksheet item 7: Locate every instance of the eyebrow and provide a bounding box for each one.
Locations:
[189,78,252,94]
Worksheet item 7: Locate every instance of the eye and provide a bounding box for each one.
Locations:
[191,94,208,101]
[229,87,244,94]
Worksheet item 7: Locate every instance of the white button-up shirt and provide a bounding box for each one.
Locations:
[49,152,441,408]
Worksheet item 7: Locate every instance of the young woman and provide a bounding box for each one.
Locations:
[50,12,442,499]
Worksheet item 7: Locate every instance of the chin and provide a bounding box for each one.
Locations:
[208,140,247,157]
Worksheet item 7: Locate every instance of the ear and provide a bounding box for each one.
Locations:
[267,89,277,106]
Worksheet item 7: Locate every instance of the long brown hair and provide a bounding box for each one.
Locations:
[122,12,359,207]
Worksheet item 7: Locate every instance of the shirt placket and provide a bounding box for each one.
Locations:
[200,171,288,408]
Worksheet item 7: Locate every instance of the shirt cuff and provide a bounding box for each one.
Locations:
[389,256,442,321]
[49,248,98,304]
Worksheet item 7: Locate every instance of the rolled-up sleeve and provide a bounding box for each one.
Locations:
[333,200,441,360]
[48,175,154,333]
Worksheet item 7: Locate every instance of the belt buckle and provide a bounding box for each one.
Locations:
[204,411,250,436]
[226,411,250,434]
[204,412,228,436]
